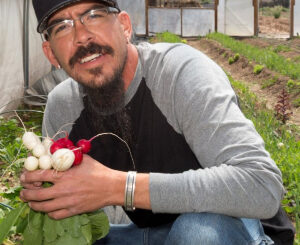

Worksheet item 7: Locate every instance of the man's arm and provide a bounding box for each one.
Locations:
[141,43,284,219]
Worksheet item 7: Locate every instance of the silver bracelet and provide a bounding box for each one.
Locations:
[124,171,137,211]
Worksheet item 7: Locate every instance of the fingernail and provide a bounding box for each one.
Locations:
[33,182,42,187]
[20,174,25,182]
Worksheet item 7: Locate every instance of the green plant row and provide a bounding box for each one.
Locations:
[228,75,300,244]
[207,32,300,80]
[149,31,187,44]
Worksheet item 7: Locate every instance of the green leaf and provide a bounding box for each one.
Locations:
[0,186,22,201]
[81,223,92,245]
[42,182,53,188]
[0,202,27,244]
[44,215,59,243]
[15,205,30,233]
[54,220,65,237]
[284,206,295,214]
[88,210,109,242]
[50,232,88,245]
[79,214,90,225]
[23,211,44,245]
[70,216,82,238]
[61,216,81,238]
[16,215,29,234]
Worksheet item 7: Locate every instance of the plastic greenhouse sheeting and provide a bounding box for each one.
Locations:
[218,0,254,36]
[0,0,51,114]
[118,0,146,35]
[148,8,181,35]
[182,9,215,37]
[294,0,300,36]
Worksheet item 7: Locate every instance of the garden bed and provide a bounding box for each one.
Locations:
[188,36,300,127]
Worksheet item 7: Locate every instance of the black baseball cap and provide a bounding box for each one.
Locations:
[32,0,120,33]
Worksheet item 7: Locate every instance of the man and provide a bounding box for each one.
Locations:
[20,0,285,244]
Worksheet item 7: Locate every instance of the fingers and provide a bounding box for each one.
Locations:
[22,182,43,190]
[28,196,74,213]
[20,185,60,202]
[48,209,74,220]
[20,169,64,186]
[26,197,79,220]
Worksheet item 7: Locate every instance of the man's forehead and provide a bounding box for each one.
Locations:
[48,1,105,22]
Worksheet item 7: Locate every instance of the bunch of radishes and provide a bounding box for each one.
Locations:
[22,131,92,172]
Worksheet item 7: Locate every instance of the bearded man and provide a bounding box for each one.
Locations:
[20,0,292,244]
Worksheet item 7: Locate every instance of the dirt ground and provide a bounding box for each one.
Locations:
[258,15,290,36]
[187,37,300,127]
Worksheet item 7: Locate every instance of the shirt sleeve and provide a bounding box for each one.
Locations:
[147,44,284,219]
[42,78,84,139]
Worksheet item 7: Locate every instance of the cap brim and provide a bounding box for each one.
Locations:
[37,0,120,33]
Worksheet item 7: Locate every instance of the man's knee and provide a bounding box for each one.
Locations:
[165,213,250,245]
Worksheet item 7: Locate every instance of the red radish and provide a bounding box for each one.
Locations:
[55,137,74,148]
[76,139,91,154]
[76,133,133,156]
[50,141,64,154]
[50,133,74,154]
[69,146,83,166]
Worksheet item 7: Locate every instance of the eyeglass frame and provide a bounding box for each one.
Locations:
[42,6,120,41]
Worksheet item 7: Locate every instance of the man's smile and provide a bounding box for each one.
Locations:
[80,53,102,64]
[69,42,114,68]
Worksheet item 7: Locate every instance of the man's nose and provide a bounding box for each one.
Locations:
[72,21,95,46]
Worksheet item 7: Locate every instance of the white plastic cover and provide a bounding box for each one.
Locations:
[294,0,300,36]
[0,0,51,114]
[182,9,215,37]
[118,0,146,35]
[218,0,254,36]
[148,7,214,37]
[148,8,181,35]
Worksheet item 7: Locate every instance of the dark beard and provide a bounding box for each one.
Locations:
[82,72,132,145]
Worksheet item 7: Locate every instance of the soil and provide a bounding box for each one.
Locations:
[258,15,290,36]
[187,37,300,127]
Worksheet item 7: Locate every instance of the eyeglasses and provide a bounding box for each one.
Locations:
[43,7,120,40]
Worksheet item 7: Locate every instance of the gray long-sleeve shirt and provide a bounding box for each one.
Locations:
[43,42,284,222]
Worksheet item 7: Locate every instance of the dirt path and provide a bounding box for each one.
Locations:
[187,38,300,127]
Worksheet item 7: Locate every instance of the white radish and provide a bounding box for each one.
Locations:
[42,137,53,154]
[52,148,75,171]
[32,144,46,158]
[39,155,53,170]
[24,156,39,171]
[22,132,41,150]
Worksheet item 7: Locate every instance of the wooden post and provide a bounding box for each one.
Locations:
[215,0,219,32]
[181,7,183,37]
[253,0,258,36]
[290,0,295,38]
[146,0,149,36]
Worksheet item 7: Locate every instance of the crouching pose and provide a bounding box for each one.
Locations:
[20,0,292,244]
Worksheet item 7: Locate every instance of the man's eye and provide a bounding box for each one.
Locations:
[88,11,106,20]
[54,24,70,34]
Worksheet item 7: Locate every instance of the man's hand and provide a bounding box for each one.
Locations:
[20,154,126,220]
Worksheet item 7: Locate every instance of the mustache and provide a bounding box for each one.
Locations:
[69,42,114,68]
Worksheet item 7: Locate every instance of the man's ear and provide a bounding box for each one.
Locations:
[118,11,133,41]
[42,41,60,68]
